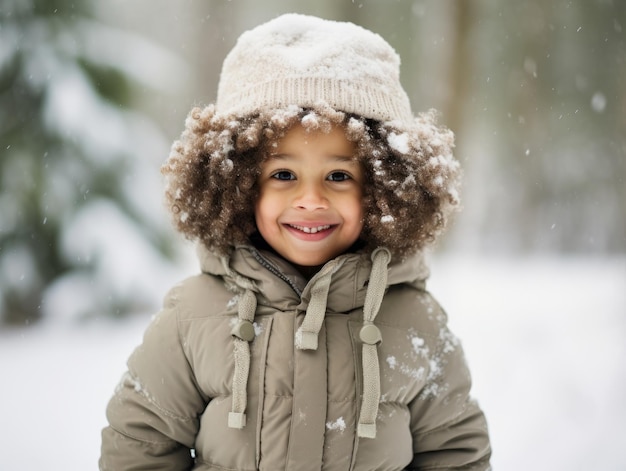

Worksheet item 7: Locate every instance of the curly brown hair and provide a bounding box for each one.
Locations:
[162,104,460,260]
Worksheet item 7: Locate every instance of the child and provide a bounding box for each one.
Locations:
[100,13,491,470]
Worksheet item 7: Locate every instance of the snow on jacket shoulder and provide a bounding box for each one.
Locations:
[100,245,491,470]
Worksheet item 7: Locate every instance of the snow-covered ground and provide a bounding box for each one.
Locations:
[1,255,624,470]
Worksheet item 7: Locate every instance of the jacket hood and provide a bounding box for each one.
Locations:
[197,243,430,307]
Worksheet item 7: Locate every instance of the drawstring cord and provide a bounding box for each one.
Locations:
[228,288,257,428]
[357,248,391,438]
[295,259,344,350]
[221,257,258,430]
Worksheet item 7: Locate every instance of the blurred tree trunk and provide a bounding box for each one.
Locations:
[194,1,238,105]
[446,0,473,136]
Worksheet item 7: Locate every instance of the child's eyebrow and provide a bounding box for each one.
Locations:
[333,155,359,164]
[266,153,358,163]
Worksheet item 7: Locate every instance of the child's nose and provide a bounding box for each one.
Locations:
[293,182,329,210]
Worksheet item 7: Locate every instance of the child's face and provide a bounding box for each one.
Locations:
[255,123,364,268]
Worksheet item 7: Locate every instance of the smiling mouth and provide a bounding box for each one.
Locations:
[288,224,332,234]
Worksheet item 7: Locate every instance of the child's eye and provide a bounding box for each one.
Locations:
[271,170,295,181]
[327,171,351,182]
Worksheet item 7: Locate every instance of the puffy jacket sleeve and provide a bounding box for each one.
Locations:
[407,296,491,470]
[100,285,208,470]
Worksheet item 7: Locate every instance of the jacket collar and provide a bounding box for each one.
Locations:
[196,243,429,311]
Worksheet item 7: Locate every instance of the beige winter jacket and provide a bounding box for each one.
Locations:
[100,245,491,470]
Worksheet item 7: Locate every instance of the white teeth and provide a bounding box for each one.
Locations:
[290,224,331,234]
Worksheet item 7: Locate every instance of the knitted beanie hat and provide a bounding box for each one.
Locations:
[216,13,413,124]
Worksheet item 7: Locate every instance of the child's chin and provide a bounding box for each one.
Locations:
[291,257,326,268]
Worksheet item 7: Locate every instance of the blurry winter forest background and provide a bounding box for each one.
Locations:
[1,1,625,470]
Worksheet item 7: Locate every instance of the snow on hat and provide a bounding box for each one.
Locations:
[216,13,413,123]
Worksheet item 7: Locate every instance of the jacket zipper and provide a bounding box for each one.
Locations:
[250,248,303,297]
